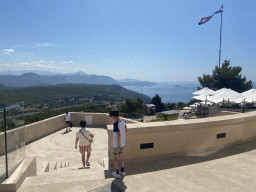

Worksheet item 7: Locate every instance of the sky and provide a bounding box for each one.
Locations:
[0,0,255,82]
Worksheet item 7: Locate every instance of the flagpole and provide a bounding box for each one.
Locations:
[218,5,223,68]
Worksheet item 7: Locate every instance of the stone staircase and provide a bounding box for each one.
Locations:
[17,157,110,192]
[2,127,112,191]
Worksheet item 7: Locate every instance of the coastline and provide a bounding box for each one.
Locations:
[123,81,200,104]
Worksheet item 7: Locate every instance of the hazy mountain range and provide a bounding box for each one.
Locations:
[0,70,156,89]
[0,70,90,76]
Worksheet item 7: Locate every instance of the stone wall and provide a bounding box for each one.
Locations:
[107,111,256,165]
[0,112,138,155]
[25,114,65,144]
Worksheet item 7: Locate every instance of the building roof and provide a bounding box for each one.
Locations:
[145,104,155,107]
[161,110,179,115]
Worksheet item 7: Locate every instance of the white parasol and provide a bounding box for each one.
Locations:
[209,89,245,104]
[210,98,235,104]
[200,101,213,105]
[215,88,227,94]
[189,102,201,108]
[238,94,256,103]
[193,95,212,101]
[241,89,256,97]
[193,87,216,95]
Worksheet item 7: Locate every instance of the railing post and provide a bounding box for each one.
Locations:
[4,107,8,178]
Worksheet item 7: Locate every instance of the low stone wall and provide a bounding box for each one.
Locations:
[0,112,138,155]
[0,127,25,156]
[0,157,36,192]
[25,114,65,144]
[107,111,256,165]
[70,112,138,127]
[0,114,66,156]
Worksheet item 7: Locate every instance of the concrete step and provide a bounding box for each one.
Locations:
[39,163,103,176]
[17,178,115,192]
[98,157,109,170]
[37,161,49,174]
[37,160,70,175]
[62,158,108,169]
[21,171,106,186]
[21,163,106,186]
[36,157,107,176]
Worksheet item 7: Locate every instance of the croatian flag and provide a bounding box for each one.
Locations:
[199,5,223,25]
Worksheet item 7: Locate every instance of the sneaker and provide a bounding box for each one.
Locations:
[86,161,90,166]
[112,171,121,179]
[120,171,126,177]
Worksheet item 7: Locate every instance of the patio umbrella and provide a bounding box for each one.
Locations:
[193,87,216,107]
[215,88,227,94]
[200,101,213,105]
[241,89,256,97]
[183,106,192,110]
[193,87,216,95]
[193,94,214,107]
[193,95,212,101]
[242,94,256,104]
[210,98,235,104]
[232,97,253,104]
[189,102,200,108]
[209,89,245,105]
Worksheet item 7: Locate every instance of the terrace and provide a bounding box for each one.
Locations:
[1,110,256,191]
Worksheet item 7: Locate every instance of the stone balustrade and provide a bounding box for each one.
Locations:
[107,111,256,165]
[0,112,137,155]
[1,111,256,169]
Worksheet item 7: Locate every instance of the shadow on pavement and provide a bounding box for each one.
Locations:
[105,139,256,178]
[89,179,127,192]
[77,167,90,170]
[61,131,71,134]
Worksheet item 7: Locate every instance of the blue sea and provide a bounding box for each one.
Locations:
[124,81,256,104]
[123,81,200,104]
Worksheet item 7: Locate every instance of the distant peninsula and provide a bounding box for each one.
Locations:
[117,78,156,86]
[0,71,156,88]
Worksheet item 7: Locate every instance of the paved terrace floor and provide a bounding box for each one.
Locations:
[16,125,256,192]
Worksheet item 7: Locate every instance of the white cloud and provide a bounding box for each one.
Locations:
[36,43,55,47]
[0,60,75,72]
[62,61,73,64]
[2,49,15,54]
[0,63,11,67]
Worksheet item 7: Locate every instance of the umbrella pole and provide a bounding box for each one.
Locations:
[205,95,207,116]
[228,98,229,111]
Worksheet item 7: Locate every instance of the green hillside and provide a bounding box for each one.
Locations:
[0,84,151,108]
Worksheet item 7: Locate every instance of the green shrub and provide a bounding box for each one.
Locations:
[162,113,169,120]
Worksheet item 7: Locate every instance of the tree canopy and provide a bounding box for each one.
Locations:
[0,84,151,108]
[198,60,253,93]
[151,94,164,112]
[119,97,144,116]
[163,102,176,111]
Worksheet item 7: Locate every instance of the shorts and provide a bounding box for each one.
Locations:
[113,146,125,155]
[79,144,91,153]
[66,121,70,124]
